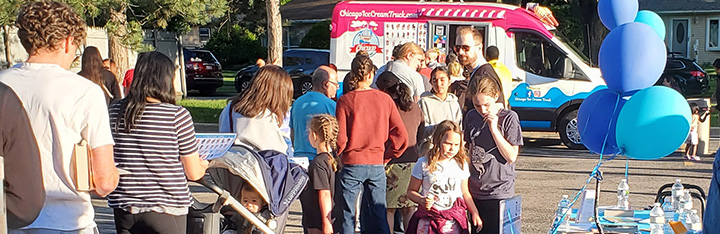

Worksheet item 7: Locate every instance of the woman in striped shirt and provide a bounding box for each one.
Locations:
[108,51,208,234]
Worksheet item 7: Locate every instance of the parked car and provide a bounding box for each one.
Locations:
[235,48,330,98]
[184,49,223,96]
[655,53,709,96]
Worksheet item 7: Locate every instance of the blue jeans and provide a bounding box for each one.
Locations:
[703,149,720,233]
[339,164,390,234]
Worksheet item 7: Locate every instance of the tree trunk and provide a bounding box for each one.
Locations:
[266,0,283,67]
[3,25,12,69]
[108,5,130,78]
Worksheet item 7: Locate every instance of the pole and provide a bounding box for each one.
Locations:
[593,170,604,234]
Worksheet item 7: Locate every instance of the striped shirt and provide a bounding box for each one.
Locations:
[108,102,199,215]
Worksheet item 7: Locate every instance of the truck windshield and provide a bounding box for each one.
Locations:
[551,30,595,67]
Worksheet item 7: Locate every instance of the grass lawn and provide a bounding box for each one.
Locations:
[177,99,227,123]
[178,71,237,123]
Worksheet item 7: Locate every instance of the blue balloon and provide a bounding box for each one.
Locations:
[615,86,691,160]
[598,0,638,30]
[578,89,626,155]
[635,10,666,40]
[599,22,667,94]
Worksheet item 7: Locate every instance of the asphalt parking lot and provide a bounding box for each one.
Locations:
[92,126,716,233]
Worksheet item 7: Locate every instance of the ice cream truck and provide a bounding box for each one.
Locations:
[330,1,605,149]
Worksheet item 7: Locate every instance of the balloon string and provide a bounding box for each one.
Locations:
[549,152,619,234]
[625,156,629,180]
[551,93,623,234]
[598,93,622,159]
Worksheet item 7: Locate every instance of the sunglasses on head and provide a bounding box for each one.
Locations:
[453,44,478,52]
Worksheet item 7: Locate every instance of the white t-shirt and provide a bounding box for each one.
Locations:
[0,63,114,232]
[411,156,470,211]
[218,103,289,153]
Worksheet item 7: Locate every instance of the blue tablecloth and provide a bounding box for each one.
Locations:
[565,208,658,234]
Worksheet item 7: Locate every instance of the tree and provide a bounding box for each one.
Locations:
[204,25,266,69]
[300,21,331,49]
[266,0,283,66]
[0,0,229,72]
[106,0,229,77]
[0,0,27,68]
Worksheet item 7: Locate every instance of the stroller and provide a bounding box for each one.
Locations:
[188,145,309,234]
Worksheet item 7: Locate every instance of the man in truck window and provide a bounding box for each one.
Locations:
[449,26,504,114]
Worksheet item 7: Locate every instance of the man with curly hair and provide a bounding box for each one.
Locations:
[0,1,119,233]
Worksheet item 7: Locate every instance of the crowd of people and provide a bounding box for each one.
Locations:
[0,1,521,234]
[281,24,522,234]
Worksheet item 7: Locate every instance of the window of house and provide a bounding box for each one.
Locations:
[199,28,211,42]
[709,19,719,50]
[514,31,588,80]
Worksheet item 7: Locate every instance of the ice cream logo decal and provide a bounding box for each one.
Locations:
[349,20,382,56]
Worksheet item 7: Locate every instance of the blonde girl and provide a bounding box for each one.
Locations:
[300,114,340,234]
[406,120,482,234]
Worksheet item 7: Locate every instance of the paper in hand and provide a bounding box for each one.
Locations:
[196,133,237,160]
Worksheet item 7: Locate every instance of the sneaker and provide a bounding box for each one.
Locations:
[692,156,701,161]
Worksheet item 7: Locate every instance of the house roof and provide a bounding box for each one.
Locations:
[639,0,720,13]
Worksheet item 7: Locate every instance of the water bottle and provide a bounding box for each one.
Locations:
[677,194,688,225]
[661,197,673,212]
[617,179,630,210]
[553,195,570,230]
[683,190,693,211]
[672,179,684,210]
[687,209,702,233]
[649,203,665,234]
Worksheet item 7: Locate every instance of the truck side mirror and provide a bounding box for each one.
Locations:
[562,57,574,79]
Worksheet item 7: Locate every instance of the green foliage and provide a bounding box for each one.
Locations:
[204,24,266,69]
[129,0,229,34]
[549,3,585,52]
[300,21,330,49]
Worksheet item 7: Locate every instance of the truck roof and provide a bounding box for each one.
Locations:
[331,1,554,39]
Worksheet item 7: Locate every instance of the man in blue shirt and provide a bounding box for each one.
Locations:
[704,148,720,233]
[290,66,338,160]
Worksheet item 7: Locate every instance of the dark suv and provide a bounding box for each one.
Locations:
[184,49,223,95]
[235,48,330,98]
[655,53,709,96]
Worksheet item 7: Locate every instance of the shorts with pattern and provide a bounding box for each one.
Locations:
[385,162,417,209]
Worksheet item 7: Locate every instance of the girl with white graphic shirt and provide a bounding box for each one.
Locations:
[406,120,482,234]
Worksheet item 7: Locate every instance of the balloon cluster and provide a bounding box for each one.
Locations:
[577,0,691,160]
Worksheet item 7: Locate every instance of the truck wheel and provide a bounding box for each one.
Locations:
[558,109,586,150]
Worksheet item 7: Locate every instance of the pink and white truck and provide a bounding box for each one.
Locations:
[330,1,605,149]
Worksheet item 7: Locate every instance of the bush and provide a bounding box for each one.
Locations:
[300,21,330,49]
[204,25,267,70]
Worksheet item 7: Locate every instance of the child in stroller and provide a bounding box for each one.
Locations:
[221,184,273,234]
[188,145,308,234]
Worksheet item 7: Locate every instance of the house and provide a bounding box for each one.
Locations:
[182,27,213,48]
[639,0,720,65]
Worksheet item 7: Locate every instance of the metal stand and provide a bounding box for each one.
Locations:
[593,170,604,234]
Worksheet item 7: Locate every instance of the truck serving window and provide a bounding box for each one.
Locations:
[514,32,588,81]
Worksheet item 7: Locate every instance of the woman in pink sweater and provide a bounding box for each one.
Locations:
[336,51,408,234]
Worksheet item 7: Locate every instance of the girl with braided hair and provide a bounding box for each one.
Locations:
[300,114,341,234]
[336,51,409,234]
